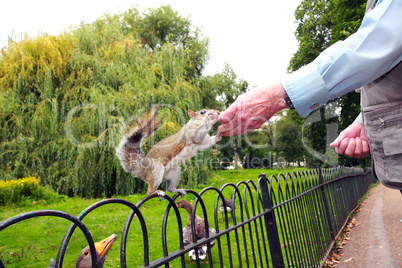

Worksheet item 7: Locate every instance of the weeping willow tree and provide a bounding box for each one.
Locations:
[0,6,228,197]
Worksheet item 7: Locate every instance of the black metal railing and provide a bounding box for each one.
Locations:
[0,167,376,268]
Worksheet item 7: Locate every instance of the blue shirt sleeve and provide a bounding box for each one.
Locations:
[282,0,402,118]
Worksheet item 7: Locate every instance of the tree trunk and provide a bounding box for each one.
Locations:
[234,142,238,170]
[275,150,281,169]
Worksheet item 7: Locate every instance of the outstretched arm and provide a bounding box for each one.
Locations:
[330,122,370,158]
[218,84,287,136]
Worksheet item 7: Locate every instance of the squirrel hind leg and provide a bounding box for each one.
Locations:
[165,171,187,197]
[146,163,165,195]
[165,167,186,196]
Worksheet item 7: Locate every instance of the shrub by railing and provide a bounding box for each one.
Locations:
[0,167,376,267]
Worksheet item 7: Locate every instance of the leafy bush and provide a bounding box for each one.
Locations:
[0,176,66,207]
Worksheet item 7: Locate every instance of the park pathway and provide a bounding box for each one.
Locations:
[336,183,402,268]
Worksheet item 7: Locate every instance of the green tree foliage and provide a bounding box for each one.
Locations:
[275,111,306,167]
[132,6,209,79]
[260,122,280,168]
[288,0,333,72]
[200,64,248,110]
[241,131,274,169]
[287,0,369,167]
[329,0,367,43]
[0,6,229,197]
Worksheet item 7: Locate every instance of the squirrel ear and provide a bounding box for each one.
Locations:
[188,110,197,118]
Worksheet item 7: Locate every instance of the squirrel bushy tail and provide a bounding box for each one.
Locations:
[116,107,163,176]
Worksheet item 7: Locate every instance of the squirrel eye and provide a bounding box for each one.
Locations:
[84,251,89,256]
[200,110,206,115]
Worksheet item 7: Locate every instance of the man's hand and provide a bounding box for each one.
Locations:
[330,122,370,158]
[218,83,287,136]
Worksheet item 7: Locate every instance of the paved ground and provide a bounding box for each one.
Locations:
[336,183,402,268]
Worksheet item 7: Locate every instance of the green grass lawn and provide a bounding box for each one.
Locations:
[0,167,308,267]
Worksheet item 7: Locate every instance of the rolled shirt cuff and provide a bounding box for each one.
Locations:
[282,63,331,118]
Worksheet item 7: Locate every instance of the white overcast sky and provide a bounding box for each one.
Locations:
[0,0,301,88]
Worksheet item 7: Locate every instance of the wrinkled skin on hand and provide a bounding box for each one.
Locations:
[218,84,287,136]
[330,122,370,158]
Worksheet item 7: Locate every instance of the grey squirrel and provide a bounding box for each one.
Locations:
[116,107,222,199]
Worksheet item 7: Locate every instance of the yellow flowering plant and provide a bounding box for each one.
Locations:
[0,176,64,206]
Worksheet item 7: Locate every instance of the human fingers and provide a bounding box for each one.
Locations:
[353,137,363,158]
[334,138,350,155]
[344,138,356,157]
[330,132,347,148]
[219,102,241,124]
[361,140,370,157]
[218,102,243,136]
[218,125,238,136]
[218,105,266,136]
[218,127,245,137]
[218,114,236,136]
[219,122,258,136]
[242,120,265,135]
[218,118,263,136]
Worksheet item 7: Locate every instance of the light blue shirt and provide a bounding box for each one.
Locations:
[282,0,402,119]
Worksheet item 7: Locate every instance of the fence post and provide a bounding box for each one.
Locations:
[319,168,335,241]
[259,174,285,268]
